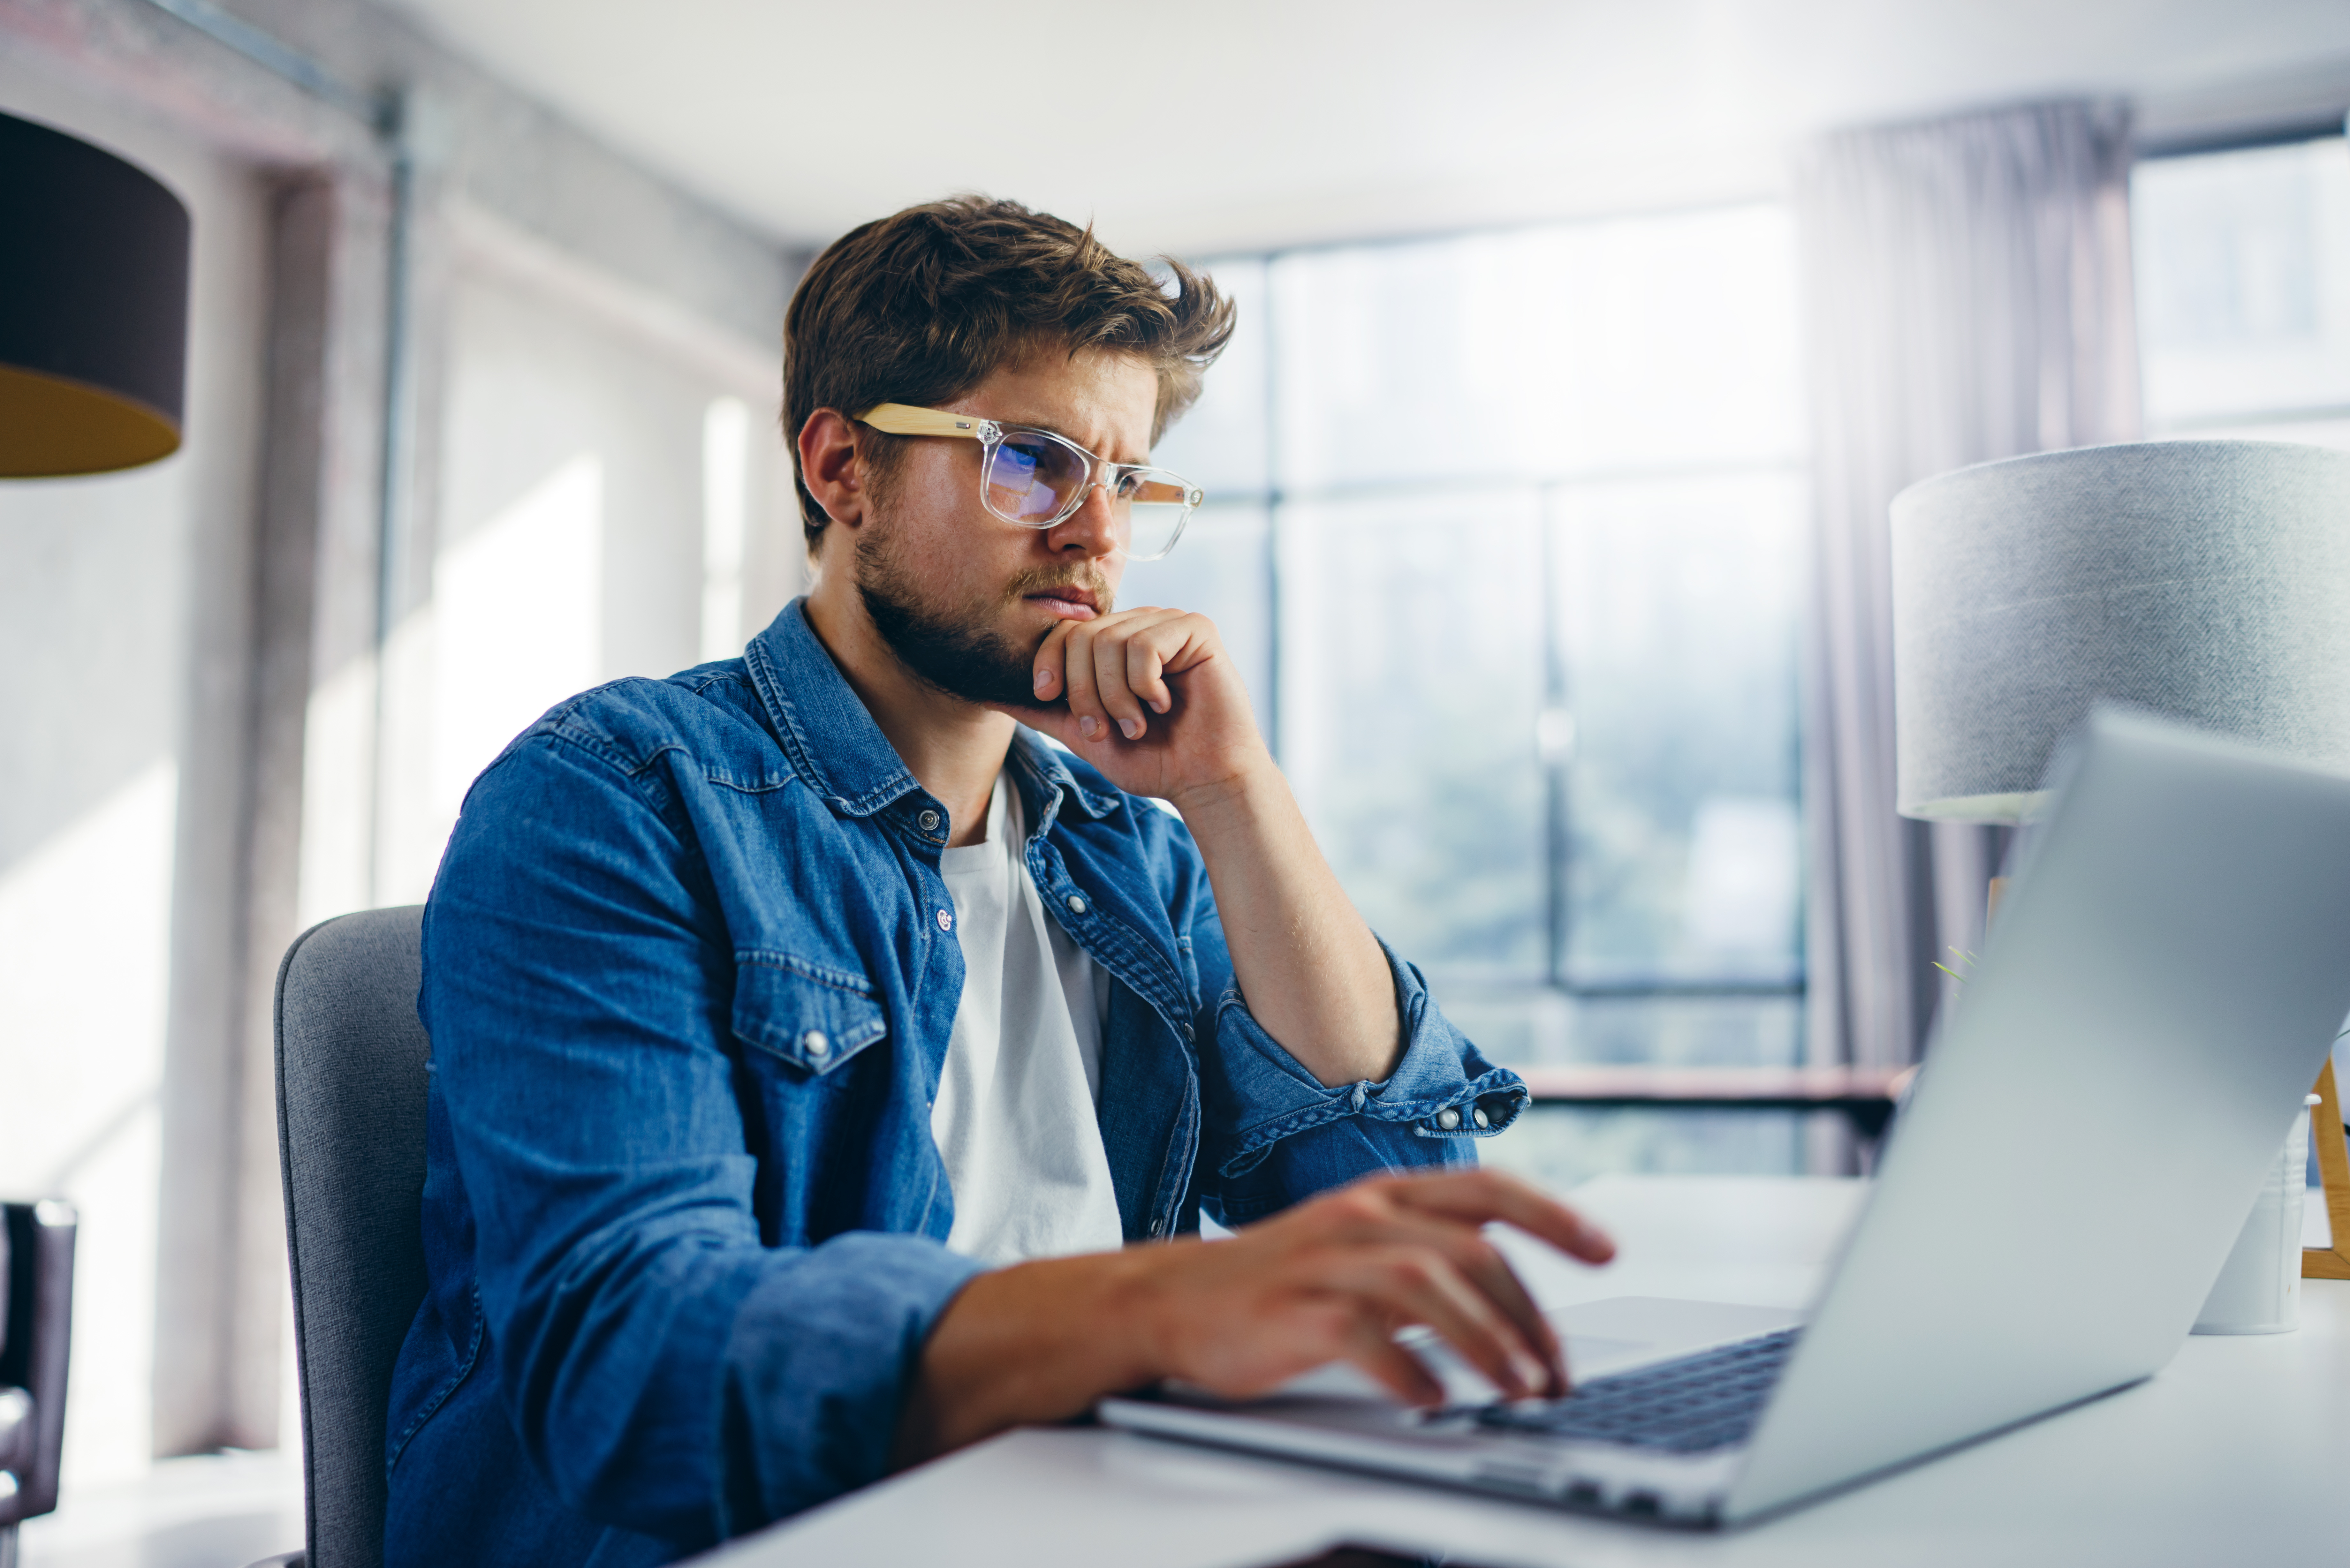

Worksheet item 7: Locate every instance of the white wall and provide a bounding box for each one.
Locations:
[0,0,800,1508]
[0,60,269,1486]
[374,224,800,906]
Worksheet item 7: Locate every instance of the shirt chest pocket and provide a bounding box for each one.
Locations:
[731,957,889,1078]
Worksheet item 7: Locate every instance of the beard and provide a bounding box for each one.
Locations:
[853,522,1113,708]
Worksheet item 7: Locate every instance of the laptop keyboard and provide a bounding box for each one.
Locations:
[1473,1327,1800,1454]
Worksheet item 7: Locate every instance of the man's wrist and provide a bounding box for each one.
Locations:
[1165,752,1286,829]
[1097,1239,1196,1389]
[900,1245,1173,1464]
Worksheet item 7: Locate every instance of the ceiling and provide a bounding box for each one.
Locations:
[377,0,2350,259]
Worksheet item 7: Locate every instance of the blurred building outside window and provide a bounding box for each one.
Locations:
[1141,206,1812,1189]
[2134,132,2350,447]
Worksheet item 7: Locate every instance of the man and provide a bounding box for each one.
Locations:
[387,197,1615,1567]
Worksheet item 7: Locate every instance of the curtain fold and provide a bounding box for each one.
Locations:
[1795,101,2142,1077]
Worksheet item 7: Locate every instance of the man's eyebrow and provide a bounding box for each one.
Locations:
[994,414,1148,465]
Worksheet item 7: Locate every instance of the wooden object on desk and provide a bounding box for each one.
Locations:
[1513,1065,1906,1140]
[2303,1059,2350,1279]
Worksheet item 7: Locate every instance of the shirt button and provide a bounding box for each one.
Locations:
[1472,1106,1490,1129]
[1437,1106,1462,1131]
[936,908,953,932]
[1065,894,1088,915]
[801,1029,830,1060]
[1349,1083,1369,1111]
[918,809,941,833]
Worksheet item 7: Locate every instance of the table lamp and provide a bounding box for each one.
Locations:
[0,110,191,477]
[1889,437,2350,1279]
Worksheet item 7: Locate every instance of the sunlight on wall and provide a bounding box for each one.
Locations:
[425,454,605,875]
[0,760,176,1486]
[297,654,378,927]
[701,397,750,661]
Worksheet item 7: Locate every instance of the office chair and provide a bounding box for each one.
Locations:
[0,1199,75,1568]
[271,906,431,1568]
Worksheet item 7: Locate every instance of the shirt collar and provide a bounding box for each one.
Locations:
[744,599,921,817]
[1006,729,1123,823]
[745,598,1122,825]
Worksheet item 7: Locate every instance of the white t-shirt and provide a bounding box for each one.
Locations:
[929,772,1125,1265]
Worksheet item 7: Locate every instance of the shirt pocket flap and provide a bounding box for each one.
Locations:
[732,959,888,1075]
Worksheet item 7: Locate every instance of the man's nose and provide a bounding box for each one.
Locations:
[1047,482,1122,558]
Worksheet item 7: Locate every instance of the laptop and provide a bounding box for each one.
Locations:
[1101,708,2350,1526]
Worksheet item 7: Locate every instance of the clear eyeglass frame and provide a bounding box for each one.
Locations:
[855,402,1205,561]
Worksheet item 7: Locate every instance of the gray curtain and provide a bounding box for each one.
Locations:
[1795,101,2142,1077]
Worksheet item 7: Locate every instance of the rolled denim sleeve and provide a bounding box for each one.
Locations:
[423,729,981,1545]
[1191,898,1529,1221]
[711,1235,980,1532]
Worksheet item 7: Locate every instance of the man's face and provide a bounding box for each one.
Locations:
[852,345,1157,707]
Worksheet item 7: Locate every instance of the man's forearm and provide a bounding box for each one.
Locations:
[1170,761,1404,1087]
[896,1171,1615,1469]
[1008,605,1402,1086]
[893,1249,1159,1463]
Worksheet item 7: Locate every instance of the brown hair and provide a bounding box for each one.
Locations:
[782,195,1236,552]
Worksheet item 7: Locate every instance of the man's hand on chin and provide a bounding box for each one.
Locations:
[987,605,1272,810]
[893,1168,1618,1467]
[996,601,1403,1089]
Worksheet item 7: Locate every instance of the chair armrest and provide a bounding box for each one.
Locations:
[0,1202,75,1525]
[0,1385,30,1480]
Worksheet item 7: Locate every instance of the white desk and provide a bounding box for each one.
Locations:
[701,1176,2350,1568]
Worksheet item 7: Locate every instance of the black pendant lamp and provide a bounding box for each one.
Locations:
[0,109,192,477]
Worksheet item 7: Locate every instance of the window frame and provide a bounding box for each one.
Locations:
[1156,213,1814,1025]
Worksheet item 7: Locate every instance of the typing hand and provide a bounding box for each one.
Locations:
[1128,1168,1614,1408]
[896,1169,1617,1464]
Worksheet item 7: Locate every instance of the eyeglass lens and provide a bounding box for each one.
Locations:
[981,432,1194,560]
[982,433,1085,524]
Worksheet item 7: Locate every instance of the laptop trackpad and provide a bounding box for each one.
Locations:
[1277,1296,1807,1404]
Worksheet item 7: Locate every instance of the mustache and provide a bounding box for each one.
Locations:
[1004,567,1115,607]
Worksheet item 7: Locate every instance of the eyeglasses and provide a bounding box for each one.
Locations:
[856,403,1204,562]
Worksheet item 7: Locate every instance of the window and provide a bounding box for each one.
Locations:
[2134,132,2350,446]
[1134,206,1812,1186]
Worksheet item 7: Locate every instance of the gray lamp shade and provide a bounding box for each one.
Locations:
[0,110,191,477]
[1891,440,2350,822]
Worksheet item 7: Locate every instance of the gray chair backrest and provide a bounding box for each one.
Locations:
[275,907,430,1568]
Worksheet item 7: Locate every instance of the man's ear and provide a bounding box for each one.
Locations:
[797,408,868,529]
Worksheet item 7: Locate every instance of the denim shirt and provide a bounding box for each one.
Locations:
[385,600,1528,1566]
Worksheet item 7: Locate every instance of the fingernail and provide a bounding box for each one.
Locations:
[1079,715,1098,738]
[1034,667,1052,692]
[1510,1350,1550,1397]
[1121,717,1144,739]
